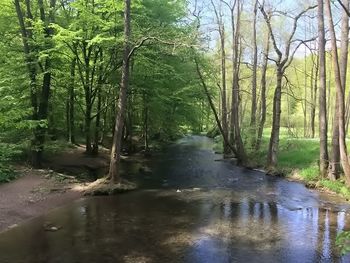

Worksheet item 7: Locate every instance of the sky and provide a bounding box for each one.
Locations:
[188,0,343,61]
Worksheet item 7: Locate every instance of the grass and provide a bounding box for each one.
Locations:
[299,166,319,181]
[210,127,350,200]
[319,180,350,198]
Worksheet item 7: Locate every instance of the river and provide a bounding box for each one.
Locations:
[0,135,350,262]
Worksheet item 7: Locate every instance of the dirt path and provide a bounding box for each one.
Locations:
[0,167,83,233]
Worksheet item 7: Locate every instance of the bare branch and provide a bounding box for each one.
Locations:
[337,0,350,17]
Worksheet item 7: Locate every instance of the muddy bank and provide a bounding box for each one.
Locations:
[0,167,82,233]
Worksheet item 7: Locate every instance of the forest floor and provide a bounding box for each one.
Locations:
[0,166,83,233]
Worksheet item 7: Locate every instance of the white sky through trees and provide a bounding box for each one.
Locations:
[189,0,342,60]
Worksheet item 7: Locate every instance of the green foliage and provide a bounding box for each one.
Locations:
[336,231,350,255]
[0,143,23,183]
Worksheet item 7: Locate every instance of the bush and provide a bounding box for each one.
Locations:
[0,164,16,183]
[0,143,22,183]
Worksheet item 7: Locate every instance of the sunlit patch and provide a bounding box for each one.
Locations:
[123,254,152,263]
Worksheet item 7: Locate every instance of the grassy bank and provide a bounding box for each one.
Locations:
[251,130,350,199]
[214,128,350,200]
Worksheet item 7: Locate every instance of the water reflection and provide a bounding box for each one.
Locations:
[189,195,350,263]
[0,191,349,263]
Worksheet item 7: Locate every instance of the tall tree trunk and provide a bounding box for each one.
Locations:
[328,0,349,180]
[85,102,92,154]
[126,97,133,153]
[143,93,149,153]
[256,30,270,150]
[92,87,102,155]
[108,0,131,182]
[195,57,238,156]
[260,3,316,169]
[212,0,229,155]
[310,54,318,139]
[250,0,258,142]
[220,25,229,154]
[325,0,350,185]
[303,45,308,138]
[67,58,76,144]
[230,0,247,163]
[267,67,283,168]
[14,0,56,168]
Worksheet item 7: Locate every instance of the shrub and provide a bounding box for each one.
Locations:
[0,143,22,183]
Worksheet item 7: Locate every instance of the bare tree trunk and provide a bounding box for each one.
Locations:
[346,97,350,132]
[250,0,258,142]
[325,0,350,185]
[267,67,283,168]
[310,54,318,139]
[229,0,247,163]
[260,3,316,169]
[212,0,229,154]
[108,0,131,182]
[328,0,349,180]
[256,30,270,150]
[303,41,308,138]
[194,57,238,157]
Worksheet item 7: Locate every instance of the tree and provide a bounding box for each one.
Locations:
[211,0,230,155]
[229,0,247,163]
[250,0,258,142]
[108,0,131,182]
[318,0,328,178]
[325,0,350,186]
[259,3,316,169]
[256,29,270,150]
[14,0,57,167]
[328,0,349,180]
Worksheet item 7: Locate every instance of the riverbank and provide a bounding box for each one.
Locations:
[250,137,350,200]
[0,166,83,233]
[212,133,350,200]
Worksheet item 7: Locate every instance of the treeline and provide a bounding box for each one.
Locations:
[0,0,212,181]
[2,0,350,186]
[196,0,350,187]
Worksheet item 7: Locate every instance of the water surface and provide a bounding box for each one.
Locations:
[0,135,350,262]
